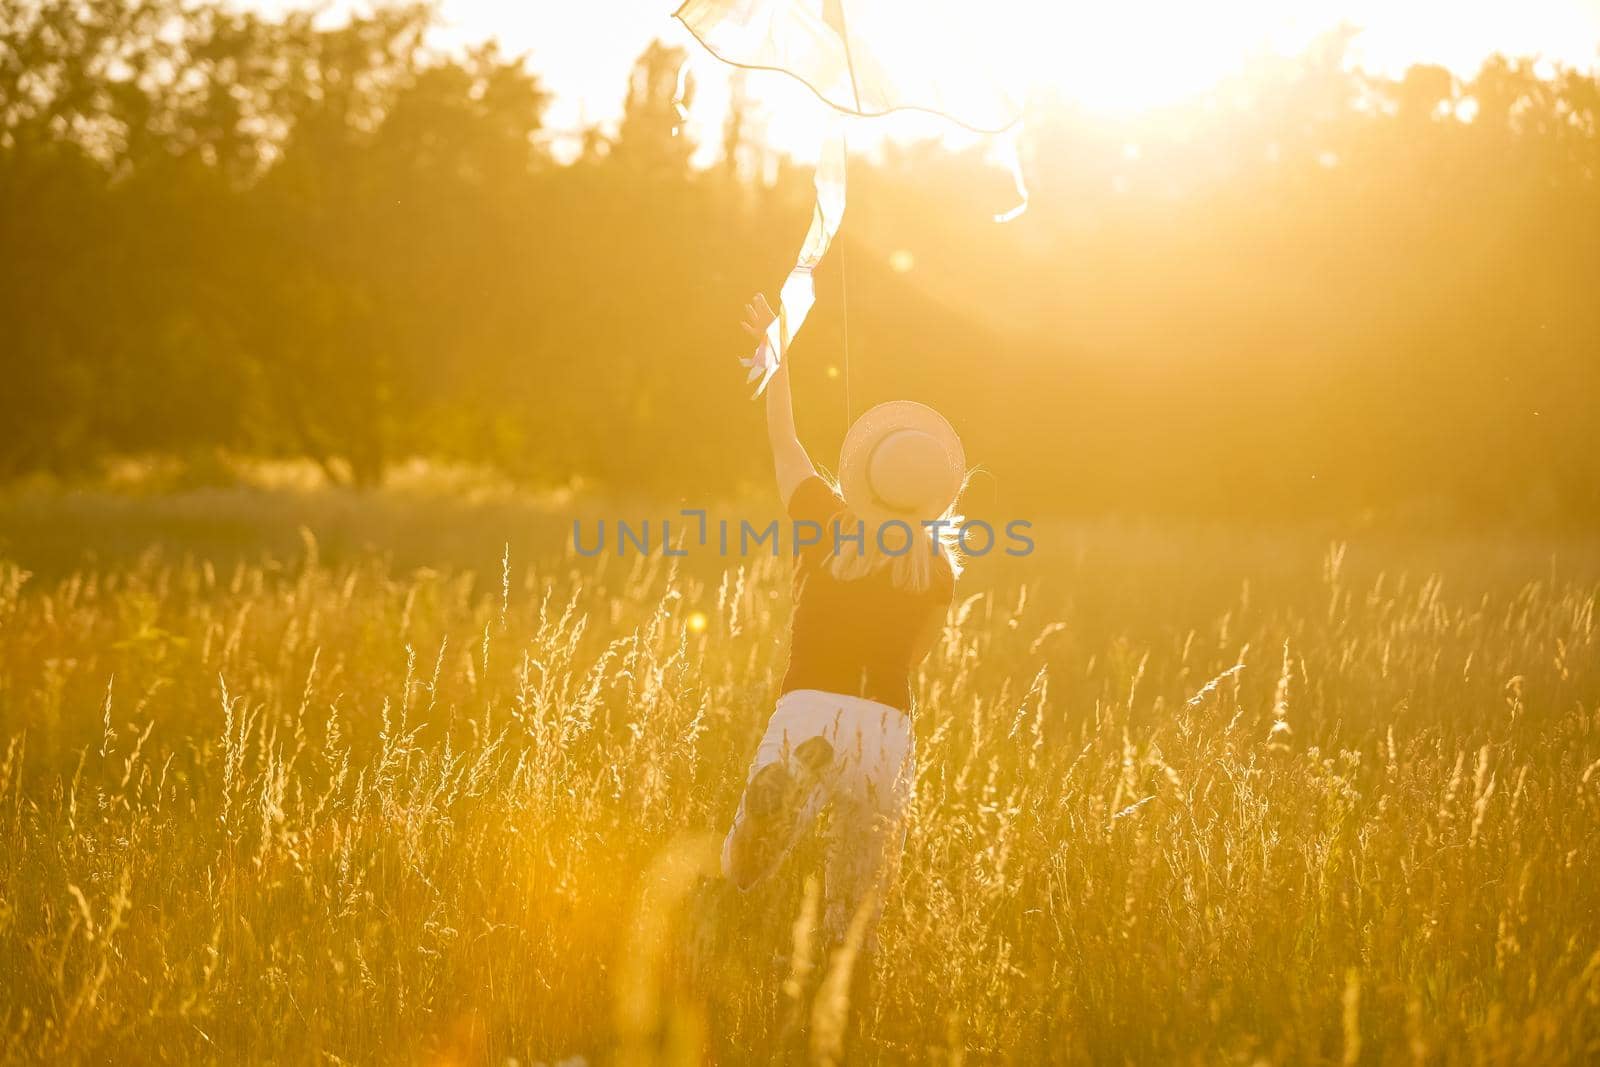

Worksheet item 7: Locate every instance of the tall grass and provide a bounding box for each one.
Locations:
[1,508,1598,1064]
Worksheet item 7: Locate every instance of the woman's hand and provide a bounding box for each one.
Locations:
[740,293,777,346]
[739,292,786,389]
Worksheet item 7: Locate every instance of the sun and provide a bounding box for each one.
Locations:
[996,0,1339,114]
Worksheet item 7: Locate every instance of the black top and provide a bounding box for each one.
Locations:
[779,477,954,711]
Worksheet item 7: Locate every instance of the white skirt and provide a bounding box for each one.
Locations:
[722,688,916,938]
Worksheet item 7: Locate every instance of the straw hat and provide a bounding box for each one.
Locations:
[838,401,966,524]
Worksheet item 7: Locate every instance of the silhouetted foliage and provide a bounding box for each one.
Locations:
[1,2,1596,519]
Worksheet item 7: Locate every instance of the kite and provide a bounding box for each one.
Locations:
[673,0,1026,396]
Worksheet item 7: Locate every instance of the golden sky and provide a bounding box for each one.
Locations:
[251,0,1600,158]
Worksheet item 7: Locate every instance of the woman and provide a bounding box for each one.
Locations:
[722,294,967,944]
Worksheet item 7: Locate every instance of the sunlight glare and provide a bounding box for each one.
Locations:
[997,0,1334,113]
[391,0,1600,160]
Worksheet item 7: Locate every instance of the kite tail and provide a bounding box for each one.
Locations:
[741,127,848,396]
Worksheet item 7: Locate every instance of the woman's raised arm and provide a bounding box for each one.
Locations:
[742,294,818,506]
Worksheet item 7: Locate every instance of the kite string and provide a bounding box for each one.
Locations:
[839,129,852,426]
[831,1,857,425]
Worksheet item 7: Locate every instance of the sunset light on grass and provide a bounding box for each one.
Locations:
[2,0,1599,1064]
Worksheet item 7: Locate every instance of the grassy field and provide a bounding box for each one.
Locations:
[1,487,1598,1064]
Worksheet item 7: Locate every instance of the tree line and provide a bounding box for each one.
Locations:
[2,2,1596,520]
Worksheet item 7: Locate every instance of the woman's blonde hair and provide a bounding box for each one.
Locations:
[821,473,968,594]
